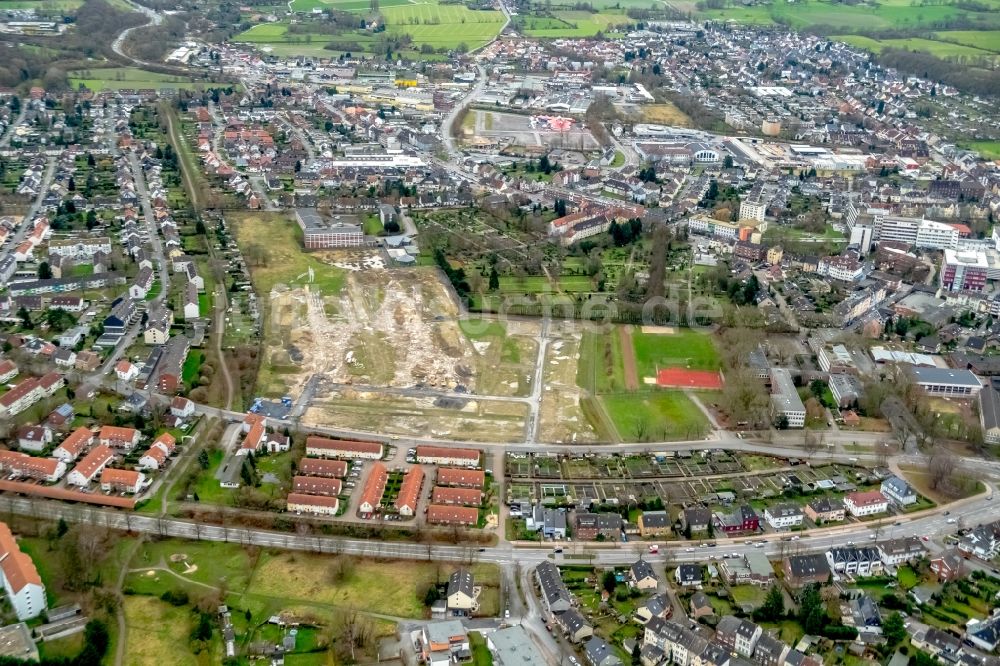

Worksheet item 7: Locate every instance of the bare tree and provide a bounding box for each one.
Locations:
[334,608,375,662]
[928,449,958,493]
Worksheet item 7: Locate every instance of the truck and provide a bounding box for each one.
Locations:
[648,544,659,554]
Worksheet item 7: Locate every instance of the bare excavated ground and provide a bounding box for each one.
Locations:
[259,264,478,398]
[538,323,600,444]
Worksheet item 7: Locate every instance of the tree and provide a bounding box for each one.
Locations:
[17,306,32,329]
[754,585,785,622]
[488,266,499,292]
[883,611,906,647]
[56,518,69,539]
[809,379,826,399]
[723,155,734,169]
[798,584,827,634]
[37,262,52,280]
[197,450,210,469]
[927,449,957,493]
[632,642,642,666]
[602,570,617,594]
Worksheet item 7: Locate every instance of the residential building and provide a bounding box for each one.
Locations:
[446,569,475,613]
[427,505,478,526]
[844,491,889,517]
[877,537,925,567]
[16,425,51,453]
[941,249,988,292]
[719,552,775,586]
[764,504,803,530]
[804,497,845,523]
[53,427,92,463]
[98,425,140,452]
[714,505,760,534]
[929,550,964,582]
[536,561,572,614]
[681,507,712,534]
[881,476,917,507]
[66,444,114,486]
[575,512,622,541]
[436,468,485,489]
[826,547,884,577]
[966,615,1000,652]
[99,468,145,494]
[291,476,343,497]
[783,554,831,587]
[358,462,388,514]
[415,446,479,467]
[431,486,482,507]
[630,560,660,591]
[0,523,45,620]
[754,634,790,666]
[638,510,672,537]
[395,466,424,516]
[559,608,594,643]
[298,458,347,478]
[584,636,623,666]
[286,494,339,516]
[674,564,702,587]
[421,620,469,666]
[0,451,66,483]
[305,436,383,460]
[715,615,762,658]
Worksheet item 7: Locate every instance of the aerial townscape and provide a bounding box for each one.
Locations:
[2,0,1000,663]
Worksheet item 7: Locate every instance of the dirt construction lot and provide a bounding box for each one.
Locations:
[260,265,478,397]
[538,323,600,444]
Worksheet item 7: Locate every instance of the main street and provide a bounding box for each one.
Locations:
[0,157,55,266]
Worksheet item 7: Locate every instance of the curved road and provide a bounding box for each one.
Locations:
[110,0,164,68]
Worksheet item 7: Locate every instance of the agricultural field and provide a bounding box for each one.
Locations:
[516,10,630,37]
[0,0,83,8]
[69,67,210,91]
[382,3,506,49]
[935,29,1000,52]
[699,0,1000,33]
[834,34,998,58]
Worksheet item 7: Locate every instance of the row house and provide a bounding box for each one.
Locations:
[826,547,884,577]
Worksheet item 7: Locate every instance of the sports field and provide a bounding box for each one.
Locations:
[69,67,208,91]
[631,327,721,379]
[602,391,710,441]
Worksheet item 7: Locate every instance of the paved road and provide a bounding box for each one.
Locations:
[0,101,27,148]
[111,0,164,68]
[441,64,488,160]
[128,151,171,304]
[0,157,55,265]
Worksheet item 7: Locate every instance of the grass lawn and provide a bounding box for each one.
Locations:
[631,327,721,378]
[517,10,629,37]
[144,279,162,301]
[470,632,493,666]
[182,350,205,385]
[962,140,1000,160]
[132,539,256,591]
[577,329,627,393]
[601,391,710,441]
[381,3,505,49]
[247,553,499,619]
[730,585,767,609]
[459,318,506,340]
[123,596,208,666]
[188,449,234,505]
[363,215,384,236]
[70,67,213,91]
[230,212,345,297]
[897,565,920,589]
[39,633,84,661]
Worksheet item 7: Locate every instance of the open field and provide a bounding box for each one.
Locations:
[382,3,505,49]
[248,552,500,619]
[962,140,1000,159]
[539,325,601,443]
[289,0,410,10]
[0,0,83,8]
[834,34,997,58]
[631,327,721,380]
[517,10,629,37]
[123,597,205,666]
[459,318,539,397]
[305,387,529,442]
[69,67,211,91]
[700,0,1000,33]
[602,391,710,441]
[641,103,693,127]
[935,30,1000,52]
